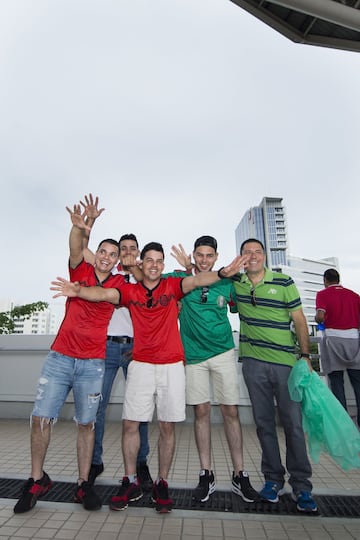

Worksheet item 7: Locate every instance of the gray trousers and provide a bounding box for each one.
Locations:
[242,358,312,493]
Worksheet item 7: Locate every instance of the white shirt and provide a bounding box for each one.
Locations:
[107,266,136,337]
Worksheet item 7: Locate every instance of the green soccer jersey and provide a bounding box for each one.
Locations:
[232,268,302,367]
[165,271,237,364]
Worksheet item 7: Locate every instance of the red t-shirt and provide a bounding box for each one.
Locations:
[316,285,360,329]
[51,260,125,359]
[118,276,185,364]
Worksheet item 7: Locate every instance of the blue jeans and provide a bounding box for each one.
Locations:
[328,369,360,426]
[32,351,104,424]
[92,339,150,465]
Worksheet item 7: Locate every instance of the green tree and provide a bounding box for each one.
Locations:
[0,301,49,334]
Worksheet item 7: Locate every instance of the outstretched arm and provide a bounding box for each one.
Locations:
[181,254,249,294]
[66,203,92,269]
[51,277,120,304]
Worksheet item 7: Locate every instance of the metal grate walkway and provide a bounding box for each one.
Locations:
[2,477,360,517]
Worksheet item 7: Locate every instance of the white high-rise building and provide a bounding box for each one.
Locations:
[235,197,339,334]
[0,300,64,335]
[12,308,53,335]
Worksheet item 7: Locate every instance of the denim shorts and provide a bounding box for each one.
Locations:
[32,351,105,424]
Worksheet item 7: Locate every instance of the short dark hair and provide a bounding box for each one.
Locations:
[96,238,120,254]
[119,233,138,248]
[240,238,265,254]
[324,268,340,284]
[194,235,217,251]
[140,242,164,260]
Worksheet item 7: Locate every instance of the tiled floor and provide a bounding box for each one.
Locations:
[1,418,360,539]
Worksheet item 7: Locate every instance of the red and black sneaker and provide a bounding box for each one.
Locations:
[13,471,52,514]
[74,480,102,510]
[152,479,173,513]
[109,477,143,511]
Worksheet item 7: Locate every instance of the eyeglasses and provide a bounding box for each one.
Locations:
[250,288,257,307]
[146,291,153,308]
[200,287,209,304]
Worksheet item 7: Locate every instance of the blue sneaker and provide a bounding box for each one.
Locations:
[292,490,317,512]
[259,481,285,503]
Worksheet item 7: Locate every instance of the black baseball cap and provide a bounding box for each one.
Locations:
[193,235,217,251]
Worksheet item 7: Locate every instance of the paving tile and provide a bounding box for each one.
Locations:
[1,420,360,540]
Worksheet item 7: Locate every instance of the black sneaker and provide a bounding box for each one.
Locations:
[231,471,261,502]
[152,479,173,513]
[88,463,104,485]
[136,461,153,492]
[192,469,216,502]
[109,477,143,511]
[74,481,102,510]
[13,471,52,514]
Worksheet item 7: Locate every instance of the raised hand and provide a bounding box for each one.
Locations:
[170,244,193,270]
[219,254,250,278]
[50,277,81,298]
[121,253,139,268]
[66,204,91,231]
[80,193,105,221]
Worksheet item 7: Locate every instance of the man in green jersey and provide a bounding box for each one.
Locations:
[172,236,260,504]
[232,238,316,513]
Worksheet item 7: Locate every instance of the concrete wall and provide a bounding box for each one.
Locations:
[0,335,356,423]
[0,335,255,423]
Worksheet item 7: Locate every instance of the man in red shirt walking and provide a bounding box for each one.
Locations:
[315,268,360,425]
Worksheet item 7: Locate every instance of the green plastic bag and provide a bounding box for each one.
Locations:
[288,359,360,470]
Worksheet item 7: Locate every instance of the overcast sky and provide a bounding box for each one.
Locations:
[1,0,360,314]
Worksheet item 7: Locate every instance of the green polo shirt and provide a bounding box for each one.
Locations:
[232,268,302,367]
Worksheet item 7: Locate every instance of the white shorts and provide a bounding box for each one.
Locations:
[186,349,240,405]
[122,360,186,422]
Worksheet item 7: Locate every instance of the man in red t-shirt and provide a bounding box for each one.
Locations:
[14,194,126,515]
[315,268,360,425]
[51,242,248,513]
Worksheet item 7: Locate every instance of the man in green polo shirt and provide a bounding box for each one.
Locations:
[232,238,316,513]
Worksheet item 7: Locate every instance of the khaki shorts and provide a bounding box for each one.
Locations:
[122,360,186,422]
[186,349,240,405]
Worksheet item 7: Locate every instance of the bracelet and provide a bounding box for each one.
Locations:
[300,353,310,358]
[217,267,225,279]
